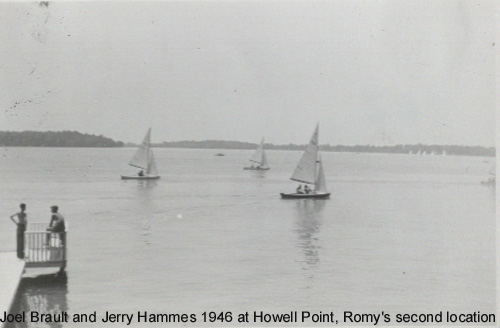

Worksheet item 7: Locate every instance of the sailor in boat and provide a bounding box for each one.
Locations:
[304,185,311,194]
[138,170,145,177]
[296,185,303,194]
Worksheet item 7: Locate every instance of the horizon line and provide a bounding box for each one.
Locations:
[0,130,495,149]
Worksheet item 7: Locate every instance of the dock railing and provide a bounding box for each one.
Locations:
[24,222,67,270]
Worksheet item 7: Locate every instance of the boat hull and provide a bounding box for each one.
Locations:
[280,192,330,199]
[243,167,270,170]
[121,175,161,180]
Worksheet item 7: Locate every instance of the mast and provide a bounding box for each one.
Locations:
[314,154,327,192]
[261,147,269,169]
[147,150,158,175]
[290,124,319,185]
[249,138,264,165]
[129,128,151,170]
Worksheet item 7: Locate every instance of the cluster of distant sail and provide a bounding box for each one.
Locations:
[121,124,331,199]
[481,162,496,186]
[410,150,446,156]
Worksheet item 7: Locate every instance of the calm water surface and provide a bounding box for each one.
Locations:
[0,148,495,326]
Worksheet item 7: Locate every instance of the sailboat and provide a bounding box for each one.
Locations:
[280,124,330,199]
[481,161,495,186]
[121,128,160,180]
[243,138,270,170]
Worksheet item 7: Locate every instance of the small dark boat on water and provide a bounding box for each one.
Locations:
[280,191,330,199]
[121,175,160,180]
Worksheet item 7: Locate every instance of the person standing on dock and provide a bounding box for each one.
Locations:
[10,203,27,259]
[46,205,66,246]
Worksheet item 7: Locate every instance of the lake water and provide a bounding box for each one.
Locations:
[0,148,496,327]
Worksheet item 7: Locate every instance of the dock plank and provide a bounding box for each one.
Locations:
[0,252,25,316]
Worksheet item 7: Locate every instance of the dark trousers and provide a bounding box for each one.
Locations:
[17,224,26,259]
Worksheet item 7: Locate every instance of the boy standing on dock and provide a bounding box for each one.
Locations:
[10,203,27,259]
[47,205,66,246]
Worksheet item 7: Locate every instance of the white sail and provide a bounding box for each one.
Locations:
[249,138,265,164]
[291,124,319,185]
[260,149,269,169]
[147,150,158,176]
[129,128,151,170]
[314,155,327,193]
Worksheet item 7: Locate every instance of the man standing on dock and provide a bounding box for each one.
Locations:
[10,203,27,259]
[46,205,66,246]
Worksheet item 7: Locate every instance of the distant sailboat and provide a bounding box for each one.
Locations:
[280,124,330,199]
[121,128,160,180]
[244,138,270,170]
[481,161,495,186]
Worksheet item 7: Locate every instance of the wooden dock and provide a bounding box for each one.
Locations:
[0,222,67,322]
[24,223,67,270]
[0,252,25,317]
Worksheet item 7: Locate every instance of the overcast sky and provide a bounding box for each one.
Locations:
[0,1,496,146]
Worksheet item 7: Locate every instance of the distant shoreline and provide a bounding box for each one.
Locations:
[149,141,495,157]
[0,130,495,157]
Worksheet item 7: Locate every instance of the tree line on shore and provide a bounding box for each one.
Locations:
[0,131,123,147]
[0,130,495,157]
